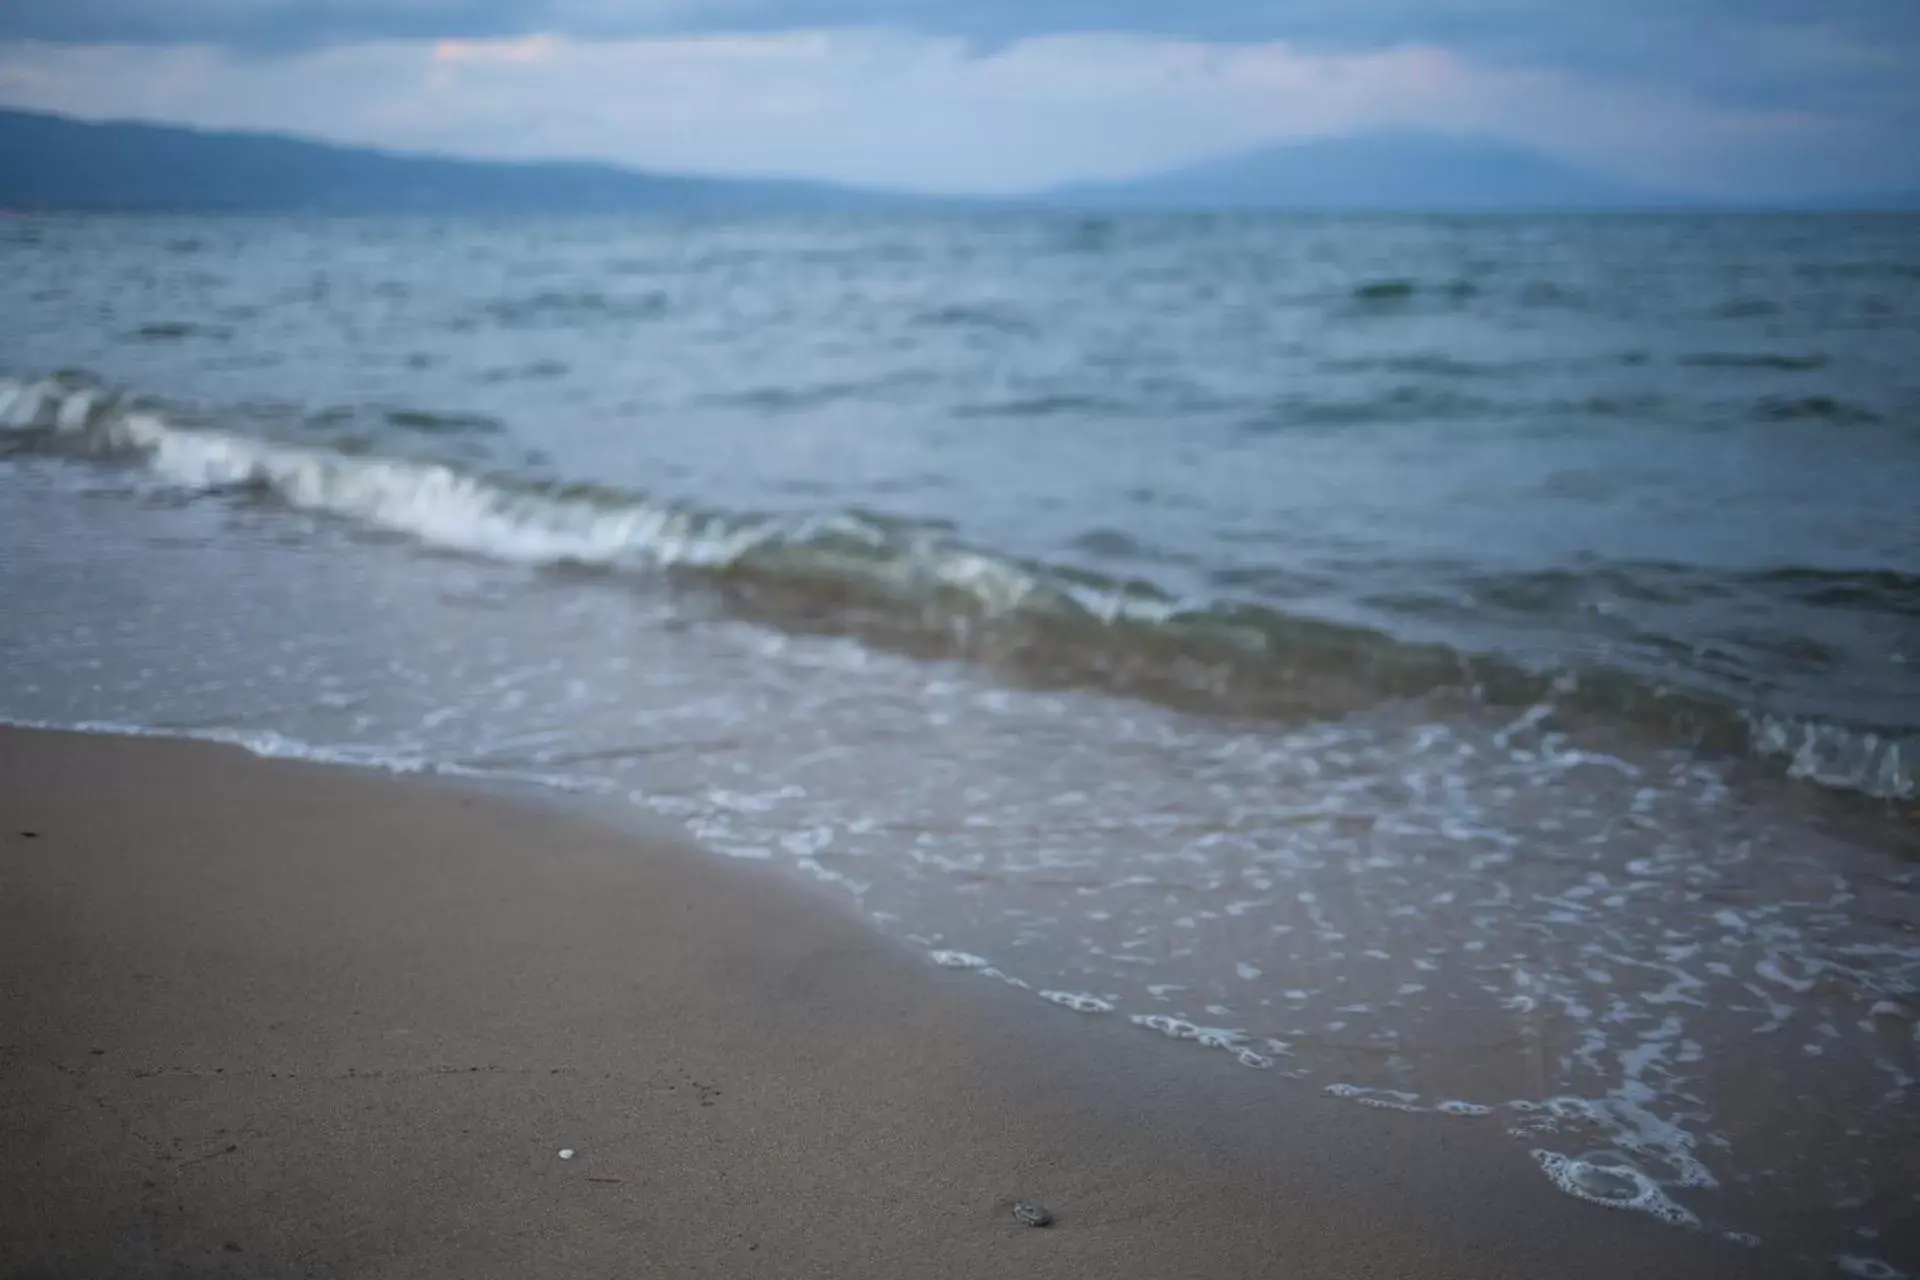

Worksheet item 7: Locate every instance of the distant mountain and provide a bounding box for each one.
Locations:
[0,108,923,214]
[1772,189,1920,213]
[1048,132,1687,212]
[5,109,1913,216]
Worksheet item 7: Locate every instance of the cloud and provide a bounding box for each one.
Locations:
[433,33,560,62]
[4,1,693,49]
[3,0,1915,73]
[3,28,1900,198]
[2,1,1914,184]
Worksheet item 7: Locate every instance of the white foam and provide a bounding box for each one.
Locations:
[1751,713,1914,800]
[1129,1014,1201,1039]
[1326,1084,1426,1113]
[0,391,783,577]
[0,715,609,795]
[1,378,48,427]
[139,421,741,570]
[14,393,1194,636]
[1039,990,1115,1014]
[55,390,96,431]
[1531,1150,1700,1229]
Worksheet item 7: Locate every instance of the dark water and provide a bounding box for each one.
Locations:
[3,213,1918,1270]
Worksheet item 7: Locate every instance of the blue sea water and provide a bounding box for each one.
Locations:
[3,211,1918,1266]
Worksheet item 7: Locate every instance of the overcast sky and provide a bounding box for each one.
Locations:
[1,0,1915,197]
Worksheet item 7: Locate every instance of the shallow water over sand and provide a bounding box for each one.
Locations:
[3,456,1915,1266]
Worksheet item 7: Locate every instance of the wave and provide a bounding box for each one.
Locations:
[1353,278,1417,301]
[471,289,671,327]
[911,303,1037,336]
[131,320,231,342]
[952,393,1134,419]
[1318,354,1501,378]
[478,359,570,384]
[1751,395,1881,425]
[1242,386,1494,432]
[1520,282,1587,309]
[381,407,505,434]
[705,373,932,413]
[1712,297,1780,319]
[1348,277,1478,306]
[2,373,1912,801]
[1677,352,1828,372]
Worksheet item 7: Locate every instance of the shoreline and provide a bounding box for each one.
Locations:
[1,725,1805,1277]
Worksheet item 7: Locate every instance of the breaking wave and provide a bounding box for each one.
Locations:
[2,373,1911,800]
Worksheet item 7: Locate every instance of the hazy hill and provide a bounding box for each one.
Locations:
[1048,132,1685,211]
[0,108,919,213]
[4,109,1914,214]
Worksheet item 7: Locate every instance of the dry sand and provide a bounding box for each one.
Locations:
[0,725,1803,1278]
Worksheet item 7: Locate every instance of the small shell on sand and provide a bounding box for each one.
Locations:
[1012,1200,1054,1227]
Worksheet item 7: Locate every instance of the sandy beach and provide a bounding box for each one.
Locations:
[0,725,1805,1278]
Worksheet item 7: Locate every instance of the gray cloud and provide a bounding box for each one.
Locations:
[7,0,1912,116]
[1,0,1911,58]
[2,0,1913,198]
[5,26,1911,199]
[4,0,1915,131]
[0,1,724,49]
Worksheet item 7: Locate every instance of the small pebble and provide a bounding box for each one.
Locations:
[558,1149,575,1160]
[1012,1199,1053,1227]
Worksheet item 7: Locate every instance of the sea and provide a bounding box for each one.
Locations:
[2,212,1917,1270]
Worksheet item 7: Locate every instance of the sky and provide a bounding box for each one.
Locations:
[0,1,1916,198]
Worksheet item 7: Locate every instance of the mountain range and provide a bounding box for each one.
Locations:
[0,108,916,213]
[3,107,1915,214]
[1048,132,1680,211]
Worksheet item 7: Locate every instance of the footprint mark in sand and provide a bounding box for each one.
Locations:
[669,1069,723,1107]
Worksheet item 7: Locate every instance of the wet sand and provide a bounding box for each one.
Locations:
[0,725,1800,1278]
